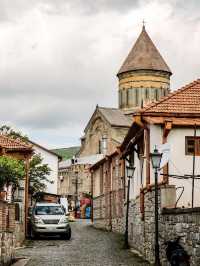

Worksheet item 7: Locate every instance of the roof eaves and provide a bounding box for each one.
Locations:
[140,79,200,114]
[29,140,62,160]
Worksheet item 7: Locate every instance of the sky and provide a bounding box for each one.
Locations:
[0,0,200,149]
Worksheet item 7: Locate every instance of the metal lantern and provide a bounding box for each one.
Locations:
[150,147,162,169]
[126,166,135,178]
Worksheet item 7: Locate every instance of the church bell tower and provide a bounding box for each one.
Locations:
[117,26,172,112]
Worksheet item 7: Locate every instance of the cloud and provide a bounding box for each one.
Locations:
[0,0,200,148]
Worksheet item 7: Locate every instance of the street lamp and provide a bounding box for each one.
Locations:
[124,165,135,249]
[150,147,162,266]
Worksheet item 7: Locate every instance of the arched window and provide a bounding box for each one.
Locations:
[135,88,139,106]
[155,89,159,101]
[119,90,122,108]
[126,89,130,107]
[145,88,149,99]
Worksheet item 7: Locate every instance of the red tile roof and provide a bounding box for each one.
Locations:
[141,79,200,114]
[0,135,32,151]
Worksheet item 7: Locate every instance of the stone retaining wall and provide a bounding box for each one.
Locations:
[128,186,200,265]
[93,186,200,265]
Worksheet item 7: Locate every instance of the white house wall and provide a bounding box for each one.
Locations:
[149,124,163,185]
[167,127,200,207]
[130,151,142,200]
[33,145,59,194]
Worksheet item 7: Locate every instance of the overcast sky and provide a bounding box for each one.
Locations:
[0,0,200,149]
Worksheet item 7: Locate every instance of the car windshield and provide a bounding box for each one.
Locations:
[35,206,64,215]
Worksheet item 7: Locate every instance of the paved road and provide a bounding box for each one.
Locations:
[16,220,149,266]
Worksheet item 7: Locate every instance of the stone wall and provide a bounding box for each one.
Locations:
[93,185,200,265]
[93,190,125,234]
[0,201,16,266]
[0,232,15,266]
[128,186,200,265]
[161,208,200,266]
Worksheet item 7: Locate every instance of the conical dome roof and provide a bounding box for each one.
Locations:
[118,26,172,76]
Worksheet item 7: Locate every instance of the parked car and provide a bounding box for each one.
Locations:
[30,202,71,240]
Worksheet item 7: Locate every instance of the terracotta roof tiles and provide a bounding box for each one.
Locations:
[0,134,32,151]
[141,79,200,114]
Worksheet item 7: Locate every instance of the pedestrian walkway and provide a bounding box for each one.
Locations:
[16,220,149,266]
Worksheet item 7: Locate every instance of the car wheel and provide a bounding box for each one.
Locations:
[30,228,39,240]
[61,228,71,240]
[66,228,71,240]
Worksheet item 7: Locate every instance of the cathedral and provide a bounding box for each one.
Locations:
[79,25,172,157]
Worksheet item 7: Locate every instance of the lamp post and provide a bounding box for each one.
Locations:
[124,165,135,249]
[75,171,78,218]
[150,147,162,266]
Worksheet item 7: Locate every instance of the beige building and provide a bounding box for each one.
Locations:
[79,25,172,157]
[79,106,131,157]
[58,154,103,200]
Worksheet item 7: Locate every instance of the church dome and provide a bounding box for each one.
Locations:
[117,26,172,112]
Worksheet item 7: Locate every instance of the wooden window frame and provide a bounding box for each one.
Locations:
[185,136,200,156]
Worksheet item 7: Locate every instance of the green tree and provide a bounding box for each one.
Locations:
[29,154,52,195]
[0,156,25,196]
[0,125,52,194]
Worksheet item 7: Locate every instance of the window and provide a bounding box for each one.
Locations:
[15,203,20,221]
[35,206,64,215]
[135,88,139,106]
[145,88,149,99]
[155,89,159,101]
[99,135,107,154]
[185,136,200,155]
[98,140,101,154]
[119,91,122,108]
[100,165,104,194]
[101,135,107,154]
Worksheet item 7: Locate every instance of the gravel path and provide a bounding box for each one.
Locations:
[16,220,149,266]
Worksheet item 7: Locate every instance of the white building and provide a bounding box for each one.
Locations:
[121,79,200,208]
[30,141,61,194]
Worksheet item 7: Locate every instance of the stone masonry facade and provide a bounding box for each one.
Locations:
[93,185,200,265]
[93,189,125,234]
[0,201,16,266]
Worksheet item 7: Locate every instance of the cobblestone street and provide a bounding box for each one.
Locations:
[16,220,149,266]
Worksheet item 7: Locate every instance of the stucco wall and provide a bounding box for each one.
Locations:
[149,125,200,207]
[33,145,59,194]
[167,127,200,207]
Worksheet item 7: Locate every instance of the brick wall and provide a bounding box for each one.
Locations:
[0,201,16,265]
